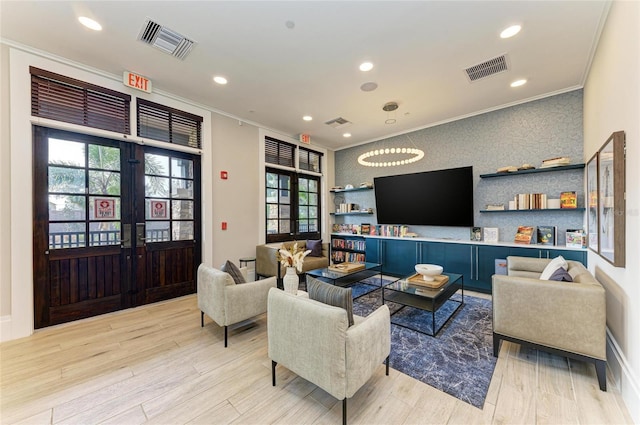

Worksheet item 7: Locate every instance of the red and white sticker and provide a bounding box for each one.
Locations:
[94,198,116,219]
[150,200,168,219]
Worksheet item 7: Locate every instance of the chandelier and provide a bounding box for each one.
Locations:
[357,147,424,167]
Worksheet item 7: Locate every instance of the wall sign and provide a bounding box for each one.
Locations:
[149,200,168,219]
[94,198,116,219]
[123,71,152,93]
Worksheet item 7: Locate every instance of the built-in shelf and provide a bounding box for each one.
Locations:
[479,163,585,178]
[330,211,374,216]
[479,208,586,213]
[330,186,373,193]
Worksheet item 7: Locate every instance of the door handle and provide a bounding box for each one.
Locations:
[122,224,132,248]
[136,223,146,245]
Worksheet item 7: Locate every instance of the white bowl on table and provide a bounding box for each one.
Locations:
[414,264,443,281]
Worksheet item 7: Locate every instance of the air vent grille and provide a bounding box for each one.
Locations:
[325,117,352,129]
[465,55,508,82]
[138,19,195,60]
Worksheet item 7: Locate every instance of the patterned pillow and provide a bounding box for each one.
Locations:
[307,239,323,257]
[307,276,354,326]
[221,260,246,284]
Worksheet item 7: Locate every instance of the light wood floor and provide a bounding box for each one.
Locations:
[0,293,633,425]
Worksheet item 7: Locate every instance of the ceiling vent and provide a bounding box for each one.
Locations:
[138,19,195,60]
[464,54,509,82]
[325,117,352,129]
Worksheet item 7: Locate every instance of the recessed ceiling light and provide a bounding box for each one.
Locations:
[303,115,313,121]
[343,133,352,138]
[360,82,378,92]
[359,62,374,72]
[510,79,527,87]
[213,76,228,85]
[500,25,521,39]
[78,16,102,31]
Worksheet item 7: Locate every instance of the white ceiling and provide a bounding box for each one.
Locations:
[0,1,609,151]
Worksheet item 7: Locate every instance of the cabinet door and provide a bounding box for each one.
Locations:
[443,243,473,284]
[382,239,417,276]
[365,238,381,264]
[476,245,511,293]
[508,247,541,258]
[418,241,446,266]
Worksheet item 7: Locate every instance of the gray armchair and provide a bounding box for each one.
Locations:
[197,264,277,347]
[267,287,391,425]
[492,256,607,390]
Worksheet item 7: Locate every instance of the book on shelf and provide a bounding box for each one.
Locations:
[560,191,578,208]
[514,225,535,244]
[485,204,505,211]
[483,227,499,243]
[536,225,557,245]
[566,229,587,248]
[515,193,547,210]
[360,223,370,235]
[470,227,482,241]
[540,156,570,168]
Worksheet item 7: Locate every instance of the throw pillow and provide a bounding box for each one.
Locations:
[221,260,246,284]
[307,239,323,257]
[540,255,568,280]
[548,267,573,282]
[307,276,354,326]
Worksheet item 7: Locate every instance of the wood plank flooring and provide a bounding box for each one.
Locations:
[1,293,633,424]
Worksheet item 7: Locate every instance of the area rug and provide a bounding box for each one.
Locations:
[350,278,497,409]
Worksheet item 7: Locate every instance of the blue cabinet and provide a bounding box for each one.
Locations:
[508,246,586,264]
[366,238,417,276]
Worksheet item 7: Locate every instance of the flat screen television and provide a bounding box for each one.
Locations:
[374,166,474,227]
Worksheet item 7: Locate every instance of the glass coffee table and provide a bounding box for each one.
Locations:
[382,272,464,337]
[305,262,383,293]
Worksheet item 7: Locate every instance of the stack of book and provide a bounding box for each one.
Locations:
[540,156,570,168]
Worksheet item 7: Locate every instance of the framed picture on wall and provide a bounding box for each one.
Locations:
[586,152,599,253]
[597,131,626,267]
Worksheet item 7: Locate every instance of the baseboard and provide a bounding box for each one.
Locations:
[606,329,640,423]
[1,314,12,342]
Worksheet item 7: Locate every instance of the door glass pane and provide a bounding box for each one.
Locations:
[146,221,170,242]
[88,145,120,170]
[49,195,86,220]
[171,158,193,178]
[145,153,170,176]
[89,171,121,195]
[299,178,308,192]
[89,197,120,220]
[145,176,170,197]
[172,179,193,199]
[298,206,308,219]
[49,167,85,193]
[49,139,85,167]
[267,204,279,219]
[308,219,318,232]
[309,180,318,192]
[49,222,86,249]
[299,220,309,233]
[266,173,278,188]
[173,221,194,240]
[309,193,318,206]
[266,219,278,234]
[299,192,309,205]
[89,222,121,246]
[279,190,290,204]
[171,200,194,219]
[279,175,290,190]
[309,206,318,218]
[279,219,290,233]
[279,205,290,218]
[266,188,278,203]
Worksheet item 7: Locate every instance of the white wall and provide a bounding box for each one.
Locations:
[583,1,640,422]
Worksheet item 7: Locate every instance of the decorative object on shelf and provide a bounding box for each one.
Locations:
[518,163,535,170]
[560,191,578,208]
[484,227,499,243]
[282,267,298,295]
[597,131,626,267]
[414,264,444,282]
[485,204,505,211]
[566,229,587,248]
[514,226,535,244]
[547,198,561,209]
[536,226,557,246]
[497,165,518,173]
[470,227,482,241]
[540,156,571,168]
[359,182,373,188]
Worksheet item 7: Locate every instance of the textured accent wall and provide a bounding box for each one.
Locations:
[334,90,584,244]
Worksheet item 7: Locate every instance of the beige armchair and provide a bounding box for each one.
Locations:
[255,240,329,283]
[267,287,391,425]
[197,264,277,347]
[492,256,607,390]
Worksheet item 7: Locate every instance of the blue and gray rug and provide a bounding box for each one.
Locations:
[350,279,496,409]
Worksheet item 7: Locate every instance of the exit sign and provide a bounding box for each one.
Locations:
[123,71,152,93]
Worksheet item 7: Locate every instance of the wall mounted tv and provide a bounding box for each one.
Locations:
[374,166,474,227]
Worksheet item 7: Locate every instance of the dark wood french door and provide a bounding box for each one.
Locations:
[33,126,201,328]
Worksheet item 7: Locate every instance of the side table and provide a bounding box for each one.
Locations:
[239,256,256,280]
